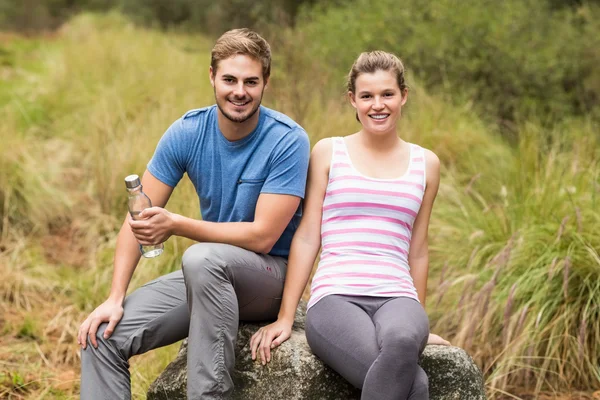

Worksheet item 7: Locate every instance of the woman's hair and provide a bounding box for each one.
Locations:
[211,28,271,79]
[347,51,407,94]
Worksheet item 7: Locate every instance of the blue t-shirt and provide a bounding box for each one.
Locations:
[147,105,310,258]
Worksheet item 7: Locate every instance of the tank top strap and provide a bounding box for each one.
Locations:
[329,137,352,178]
[408,143,427,188]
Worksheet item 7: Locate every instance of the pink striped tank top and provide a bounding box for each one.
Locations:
[307,137,427,310]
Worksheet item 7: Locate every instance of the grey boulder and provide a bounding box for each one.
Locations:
[148,303,485,399]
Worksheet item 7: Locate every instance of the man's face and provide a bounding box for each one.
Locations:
[210,55,267,124]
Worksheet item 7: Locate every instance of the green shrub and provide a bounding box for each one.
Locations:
[294,0,600,122]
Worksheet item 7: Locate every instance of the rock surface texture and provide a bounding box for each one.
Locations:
[148,303,486,400]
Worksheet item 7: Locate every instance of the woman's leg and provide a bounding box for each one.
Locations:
[362,297,430,400]
[305,295,379,389]
[408,366,429,400]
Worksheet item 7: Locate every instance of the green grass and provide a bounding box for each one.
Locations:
[0,12,598,399]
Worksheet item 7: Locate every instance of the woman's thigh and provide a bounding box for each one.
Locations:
[373,297,429,355]
[305,295,379,389]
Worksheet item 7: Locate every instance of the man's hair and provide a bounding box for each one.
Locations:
[211,28,271,79]
[347,51,407,94]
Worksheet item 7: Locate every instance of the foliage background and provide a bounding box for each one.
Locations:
[0,1,599,398]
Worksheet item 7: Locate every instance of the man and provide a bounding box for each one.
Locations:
[77,28,310,399]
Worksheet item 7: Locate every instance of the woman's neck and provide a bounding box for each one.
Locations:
[356,129,402,152]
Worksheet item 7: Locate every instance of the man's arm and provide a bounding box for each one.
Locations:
[130,128,310,254]
[131,193,300,255]
[78,170,174,349]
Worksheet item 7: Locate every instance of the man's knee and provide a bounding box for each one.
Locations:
[81,322,128,364]
[182,243,231,285]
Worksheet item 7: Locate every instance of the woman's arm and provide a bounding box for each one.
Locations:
[408,149,440,306]
[408,149,450,346]
[250,138,332,364]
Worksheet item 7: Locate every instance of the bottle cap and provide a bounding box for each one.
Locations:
[124,174,141,189]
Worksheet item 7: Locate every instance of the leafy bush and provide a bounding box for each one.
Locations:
[294,0,600,122]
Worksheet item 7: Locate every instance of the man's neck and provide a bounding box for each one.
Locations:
[217,107,261,142]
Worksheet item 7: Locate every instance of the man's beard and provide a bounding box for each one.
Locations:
[216,90,264,124]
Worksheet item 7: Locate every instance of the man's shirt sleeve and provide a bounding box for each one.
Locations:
[147,118,188,188]
[261,127,310,198]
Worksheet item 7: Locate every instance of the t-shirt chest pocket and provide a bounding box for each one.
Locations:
[236,177,267,206]
[237,177,266,185]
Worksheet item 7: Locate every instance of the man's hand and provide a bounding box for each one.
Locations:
[78,299,124,349]
[129,207,176,246]
[428,333,451,346]
[250,319,293,365]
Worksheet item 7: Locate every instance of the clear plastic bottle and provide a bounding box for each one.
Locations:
[124,174,164,258]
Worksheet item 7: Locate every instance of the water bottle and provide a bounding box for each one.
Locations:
[124,174,164,258]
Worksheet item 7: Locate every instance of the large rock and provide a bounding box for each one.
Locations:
[148,303,485,399]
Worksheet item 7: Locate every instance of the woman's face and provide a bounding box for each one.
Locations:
[349,69,407,134]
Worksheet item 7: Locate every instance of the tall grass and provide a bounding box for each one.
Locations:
[429,120,600,396]
[1,13,211,398]
[1,13,598,399]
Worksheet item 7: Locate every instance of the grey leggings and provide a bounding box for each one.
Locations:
[306,295,429,400]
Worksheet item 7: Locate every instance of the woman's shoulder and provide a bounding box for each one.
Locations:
[419,146,440,187]
[423,147,440,168]
[311,137,335,158]
[410,143,439,167]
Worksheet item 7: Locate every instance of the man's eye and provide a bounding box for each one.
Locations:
[361,95,371,99]
[246,81,258,86]
[224,78,235,83]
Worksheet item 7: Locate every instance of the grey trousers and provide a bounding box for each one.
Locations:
[80,243,287,400]
[305,295,429,400]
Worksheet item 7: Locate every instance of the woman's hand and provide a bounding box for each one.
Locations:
[428,333,451,346]
[250,319,294,365]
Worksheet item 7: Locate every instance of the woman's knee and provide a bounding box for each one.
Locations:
[380,329,422,357]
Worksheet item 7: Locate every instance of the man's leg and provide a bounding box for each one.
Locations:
[181,242,286,399]
[80,270,189,400]
[362,297,429,400]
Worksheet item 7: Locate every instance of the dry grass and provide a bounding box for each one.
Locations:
[1,12,599,399]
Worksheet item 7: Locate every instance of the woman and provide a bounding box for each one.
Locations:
[250,51,448,399]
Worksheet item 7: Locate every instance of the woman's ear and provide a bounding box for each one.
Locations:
[348,91,357,108]
[400,88,409,106]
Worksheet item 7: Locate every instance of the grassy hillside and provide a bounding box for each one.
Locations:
[1,13,599,399]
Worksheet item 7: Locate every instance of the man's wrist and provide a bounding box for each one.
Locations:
[171,213,185,237]
[108,292,125,304]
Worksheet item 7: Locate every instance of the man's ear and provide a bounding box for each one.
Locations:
[209,66,215,88]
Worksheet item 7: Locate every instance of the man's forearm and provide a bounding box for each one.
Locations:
[108,217,143,303]
[172,215,274,254]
